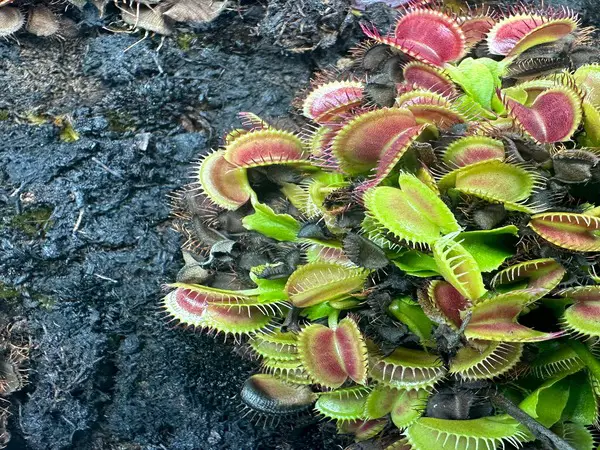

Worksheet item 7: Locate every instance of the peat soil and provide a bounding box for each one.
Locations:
[0,1,598,450]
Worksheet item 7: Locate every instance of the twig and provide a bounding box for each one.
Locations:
[488,390,576,450]
[282,306,301,333]
[94,274,119,283]
[72,208,84,233]
[91,157,123,179]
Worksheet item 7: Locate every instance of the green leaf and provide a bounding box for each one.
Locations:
[405,415,525,450]
[301,302,337,320]
[478,58,503,82]
[365,385,399,419]
[392,250,440,277]
[363,174,460,247]
[391,389,428,429]
[249,267,288,302]
[582,101,600,147]
[433,235,486,301]
[561,371,598,425]
[458,225,519,272]
[519,372,573,427]
[553,423,594,450]
[315,387,370,420]
[242,200,301,241]
[439,159,539,213]
[388,297,434,345]
[446,58,500,110]
[453,94,496,120]
[370,347,446,390]
[466,290,561,342]
[285,262,369,308]
[502,87,529,105]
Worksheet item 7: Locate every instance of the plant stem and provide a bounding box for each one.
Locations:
[488,390,576,450]
[282,307,301,333]
[566,339,600,381]
[328,309,340,329]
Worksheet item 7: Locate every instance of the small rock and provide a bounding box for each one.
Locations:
[207,429,222,445]
[134,132,152,151]
[121,335,141,355]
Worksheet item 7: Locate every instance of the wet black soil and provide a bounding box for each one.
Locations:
[0,1,598,449]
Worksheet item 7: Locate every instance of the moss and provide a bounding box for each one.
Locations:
[25,113,50,125]
[0,284,19,301]
[106,111,136,133]
[177,33,198,52]
[35,295,56,310]
[0,283,22,310]
[0,111,9,121]
[0,286,56,310]
[54,116,80,143]
[9,206,54,238]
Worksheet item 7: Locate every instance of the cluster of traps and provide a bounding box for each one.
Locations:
[0,1,71,38]
[162,1,600,449]
[0,0,228,40]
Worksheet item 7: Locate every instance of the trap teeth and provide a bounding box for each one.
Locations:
[240,374,316,416]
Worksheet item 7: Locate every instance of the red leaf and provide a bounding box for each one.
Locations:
[560,286,600,337]
[503,87,582,143]
[424,280,471,329]
[466,290,564,342]
[529,213,600,252]
[224,129,307,167]
[303,81,364,123]
[298,317,368,388]
[403,62,456,95]
[331,108,419,175]
[460,15,496,49]
[361,9,465,66]
[487,13,577,57]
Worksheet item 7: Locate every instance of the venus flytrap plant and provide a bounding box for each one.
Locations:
[370,347,447,391]
[360,7,467,66]
[195,150,252,210]
[165,2,600,448]
[314,386,371,422]
[328,108,425,176]
[363,174,461,248]
[486,6,579,58]
[432,234,486,301]
[389,389,430,429]
[527,340,584,378]
[502,81,584,144]
[449,340,524,381]
[302,80,365,124]
[337,417,388,441]
[438,158,547,213]
[298,315,369,388]
[529,212,600,252]
[558,286,600,338]
[240,373,317,420]
[401,62,457,96]
[465,289,564,342]
[284,262,369,308]
[441,135,505,168]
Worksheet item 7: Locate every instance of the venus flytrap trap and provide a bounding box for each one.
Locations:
[165,1,600,449]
